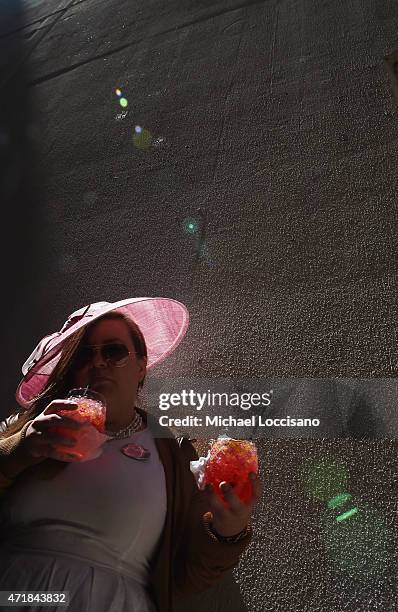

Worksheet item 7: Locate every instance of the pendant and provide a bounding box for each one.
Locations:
[121,443,151,461]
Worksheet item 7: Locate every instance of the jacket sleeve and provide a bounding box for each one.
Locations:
[0,419,35,493]
[0,413,20,433]
[173,438,252,596]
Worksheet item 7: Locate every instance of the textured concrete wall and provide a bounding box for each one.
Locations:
[2,0,398,394]
[1,1,398,610]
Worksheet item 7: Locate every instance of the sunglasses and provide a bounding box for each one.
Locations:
[74,343,134,369]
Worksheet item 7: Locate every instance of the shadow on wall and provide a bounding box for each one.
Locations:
[0,0,44,404]
[1,1,34,310]
[384,47,398,107]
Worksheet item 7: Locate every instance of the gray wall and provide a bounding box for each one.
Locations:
[1,1,398,610]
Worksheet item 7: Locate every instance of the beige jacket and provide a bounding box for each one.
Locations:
[0,409,251,612]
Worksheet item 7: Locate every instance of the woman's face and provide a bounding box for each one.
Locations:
[70,318,146,409]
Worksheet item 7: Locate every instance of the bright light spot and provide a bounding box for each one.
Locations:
[119,98,128,108]
[182,217,199,234]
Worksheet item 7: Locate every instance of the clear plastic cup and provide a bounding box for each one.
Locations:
[62,388,107,433]
[49,388,109,461]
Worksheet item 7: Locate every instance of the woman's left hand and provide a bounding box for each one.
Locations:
[204,472,263,537]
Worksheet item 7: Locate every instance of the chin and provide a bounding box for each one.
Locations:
[91,380,113,388]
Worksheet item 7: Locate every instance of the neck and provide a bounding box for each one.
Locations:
[106,405,139,432]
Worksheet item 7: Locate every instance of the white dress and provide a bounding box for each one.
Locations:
[0,427,167,611]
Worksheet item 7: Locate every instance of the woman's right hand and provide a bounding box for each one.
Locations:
[22,400,82,462]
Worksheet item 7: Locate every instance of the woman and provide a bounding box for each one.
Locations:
[0,297,261,612]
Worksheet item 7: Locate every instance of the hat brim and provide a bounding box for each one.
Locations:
[16,297,189,409]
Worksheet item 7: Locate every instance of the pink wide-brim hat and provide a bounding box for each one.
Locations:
[16,297,189,409]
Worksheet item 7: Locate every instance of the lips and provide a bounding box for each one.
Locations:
[90,378,113,386]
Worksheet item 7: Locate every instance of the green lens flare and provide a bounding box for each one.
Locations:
[182,218,199,234]
[301,458,349,502]
[119,98,128,108]
[327,493,353,509]
[322,502,396,580]
[336,507,358,522]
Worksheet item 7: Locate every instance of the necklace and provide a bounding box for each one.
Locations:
[105,409,143,439]
[106,409,151,460]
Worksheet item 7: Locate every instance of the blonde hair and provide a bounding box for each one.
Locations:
[0,312,148,439]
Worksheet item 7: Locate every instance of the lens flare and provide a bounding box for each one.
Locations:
[327,493,353,510]
[115,88,122,97]
[132,127,153,151]
[120,98,128,108]
[182,217,200,235]
[322,503,396,580]
[301,457,398,582]
[335,507,358,522]
[301,458,349,502]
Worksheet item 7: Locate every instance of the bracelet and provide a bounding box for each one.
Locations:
[203,512,252,543]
